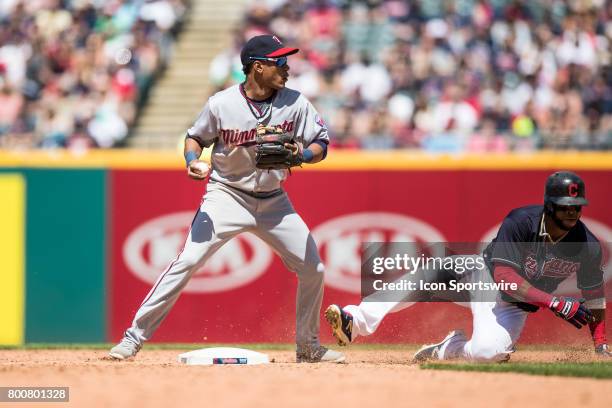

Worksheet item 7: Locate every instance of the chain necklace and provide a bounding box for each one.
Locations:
[240,83,275,124]
[539,214,569,244]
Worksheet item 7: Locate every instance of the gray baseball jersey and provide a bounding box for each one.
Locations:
[186,84,329,192]
[120,84,330,352]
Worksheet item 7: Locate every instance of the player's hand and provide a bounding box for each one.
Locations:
[595,344,612,358]
[549,297,594,329]
[284,141,301,156]
[187,160,210,180]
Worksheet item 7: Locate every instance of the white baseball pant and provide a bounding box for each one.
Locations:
[345,256,529,362]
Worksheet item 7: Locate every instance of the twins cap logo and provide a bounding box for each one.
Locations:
[312,212,446,294]
[272,35,282,44]
[568,183,579,197]
[123,212,273,293]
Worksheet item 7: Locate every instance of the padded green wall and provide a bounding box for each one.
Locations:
[1,169,107,342]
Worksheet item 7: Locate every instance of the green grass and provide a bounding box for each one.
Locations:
[421,361,612,379]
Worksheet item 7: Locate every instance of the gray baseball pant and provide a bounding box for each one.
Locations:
[123,181,325,348]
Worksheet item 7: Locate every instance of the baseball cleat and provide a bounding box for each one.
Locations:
[324,304,353,346]
[109,338,141,360]
[296,345,345,363]
[412,330,466,362]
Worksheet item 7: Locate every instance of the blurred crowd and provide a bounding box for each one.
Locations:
[1,0,610,152]
[0,0,187,150]
[210,0,611,151]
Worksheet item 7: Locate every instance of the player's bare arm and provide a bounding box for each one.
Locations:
[285,141,325,164]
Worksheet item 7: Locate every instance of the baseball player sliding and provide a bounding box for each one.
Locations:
[326,172,611,362]
[110,35,344,363]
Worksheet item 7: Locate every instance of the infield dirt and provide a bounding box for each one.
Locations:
[0,348,610,408]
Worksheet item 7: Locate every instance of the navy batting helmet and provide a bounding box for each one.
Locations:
[544,171,588,207]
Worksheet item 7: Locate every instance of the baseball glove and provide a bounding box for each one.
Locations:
[255,125,303,170]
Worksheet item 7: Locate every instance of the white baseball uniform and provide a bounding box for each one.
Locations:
[122,84,330,349]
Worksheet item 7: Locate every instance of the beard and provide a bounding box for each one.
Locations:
[551,212,576,231]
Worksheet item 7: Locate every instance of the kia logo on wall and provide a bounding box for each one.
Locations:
[479,217,612,294]
[312,212,447,294]
[123,212,273,293]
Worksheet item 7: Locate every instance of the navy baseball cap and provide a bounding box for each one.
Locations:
[240,35,299,66]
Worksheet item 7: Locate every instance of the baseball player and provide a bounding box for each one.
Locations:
[110,35,344,363]
[325,171,611,362]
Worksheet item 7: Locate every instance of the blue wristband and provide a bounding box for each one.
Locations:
[185,151,199,167]
[302,149,314,163]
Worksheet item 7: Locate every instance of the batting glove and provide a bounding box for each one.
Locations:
[549,297,594,329]
[595,344,612,358]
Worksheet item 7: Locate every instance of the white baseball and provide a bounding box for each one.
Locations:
[193,161,210,175]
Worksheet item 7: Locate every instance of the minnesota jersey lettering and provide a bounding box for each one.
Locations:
[219,120,295,145]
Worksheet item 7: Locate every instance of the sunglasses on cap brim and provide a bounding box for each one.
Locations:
[249,56,288,67]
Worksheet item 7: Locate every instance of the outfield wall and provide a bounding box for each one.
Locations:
[0,150,610,345]
[0,169,107,344]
